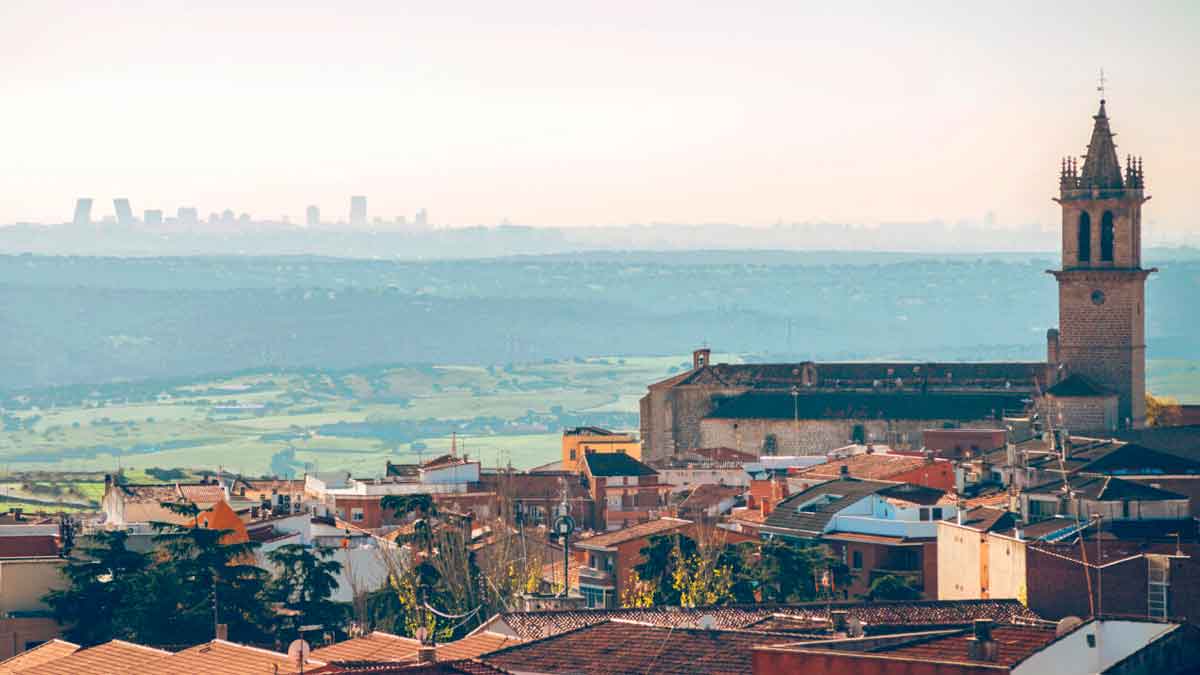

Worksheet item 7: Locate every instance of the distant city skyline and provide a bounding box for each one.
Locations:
[2,2,1198,235]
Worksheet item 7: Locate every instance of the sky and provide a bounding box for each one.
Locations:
[2,1,1198,232]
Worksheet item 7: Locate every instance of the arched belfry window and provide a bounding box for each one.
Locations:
[1101,211,1114,262]
[1078,212,1092,263]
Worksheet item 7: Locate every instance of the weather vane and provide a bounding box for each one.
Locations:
[1097,68,1107,99]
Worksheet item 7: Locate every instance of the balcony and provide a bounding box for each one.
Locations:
[578,566,615,588]
[828,515,940,540]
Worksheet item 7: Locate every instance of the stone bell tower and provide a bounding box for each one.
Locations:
[1050,97,1154,428]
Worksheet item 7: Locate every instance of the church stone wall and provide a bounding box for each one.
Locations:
[1057,272,1147,426]
[1042,395,1118,434]
[698,418,1003,457]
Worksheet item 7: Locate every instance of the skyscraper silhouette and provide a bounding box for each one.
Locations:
[350,196,367,226]
[72,198,93,226]
[113,198,135,226]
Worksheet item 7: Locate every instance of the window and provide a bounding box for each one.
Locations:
[570,448,576,460]
[851,425,865,443]
[1028,499,1057,521]
[919,508,930,521]
[581,586,606,609]
[932,507,944,521]
[851,550,863,570]
[351,508,364,522]
[1078,212,1092,262]
[1101,211,1114,262]
[797,494,842,513]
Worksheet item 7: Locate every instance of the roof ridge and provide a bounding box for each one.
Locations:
[103,639,174,655]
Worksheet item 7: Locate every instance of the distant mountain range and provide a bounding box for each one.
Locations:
[1,251,1196,392]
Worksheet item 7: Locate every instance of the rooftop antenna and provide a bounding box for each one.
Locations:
[1096,68,1107,100]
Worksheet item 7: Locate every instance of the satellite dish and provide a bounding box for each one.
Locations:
[1056,616,1084,637]
[286,639,311,662]
[698,614,717,630]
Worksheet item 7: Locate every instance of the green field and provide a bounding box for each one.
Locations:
[0,355,714,478]
[1,354,1195,482]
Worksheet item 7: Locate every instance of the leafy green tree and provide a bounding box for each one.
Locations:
[44,530,149,645]
[267,544,348,642]
[633,533,697,605]
[717,542,759,604]
[868,574,921,601]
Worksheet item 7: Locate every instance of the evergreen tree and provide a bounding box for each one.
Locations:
[152,512,271,644]
[267,544,348,642]
[44,530,149,645]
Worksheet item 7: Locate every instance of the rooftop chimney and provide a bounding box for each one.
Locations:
[966,619,998,662]
[693,348,711,370]
[839,464,850,478]
[417,646,436,663]
[831,610,849,635]
[215,623,228,641]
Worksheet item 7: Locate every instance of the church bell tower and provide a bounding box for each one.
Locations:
[1051,96,1154,428]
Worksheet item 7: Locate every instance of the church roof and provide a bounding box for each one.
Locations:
[1079,99,1124,190]
[652,362,1047,392]
[1045,373,1112,397]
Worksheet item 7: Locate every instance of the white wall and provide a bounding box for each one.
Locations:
[937,521,983,600]
[986,533,1027,600]
[1014,620,1179,675]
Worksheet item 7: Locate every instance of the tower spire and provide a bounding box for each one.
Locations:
[1078,82,1123,191]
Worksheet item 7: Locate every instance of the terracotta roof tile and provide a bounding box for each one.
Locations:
[310,659,512,674]
[868,623,1060,667]
[490,599,1038,641]
[17,640,171,675]
[0,639,79,674]
[575,518,691,549]
[177,484,227,504]
[0,535,59,558]
[483,620,794,675]
[311,632,420,663]
[799,453,930,481]
[140,640,323,675]
[435,632,522,660]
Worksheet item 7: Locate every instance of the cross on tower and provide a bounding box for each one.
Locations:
[1097,68,1107,99]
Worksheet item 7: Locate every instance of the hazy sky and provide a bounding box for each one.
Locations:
[2,1,1198,230]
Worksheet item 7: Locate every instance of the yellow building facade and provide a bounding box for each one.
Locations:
[561,427,641,473]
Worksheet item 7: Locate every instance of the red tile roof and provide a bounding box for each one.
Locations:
[574,518,692,549]
[310,660,511,674]
[435,632,522,660]
[483,620,794,675]
[799,453,930,480]
[867,623,1060,667]
[0,535,58,558]
[140,639,323,674]
[0,639,79,674]
[17,640,170,675]
[487,599,1039,641]
[311,632,421,663]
